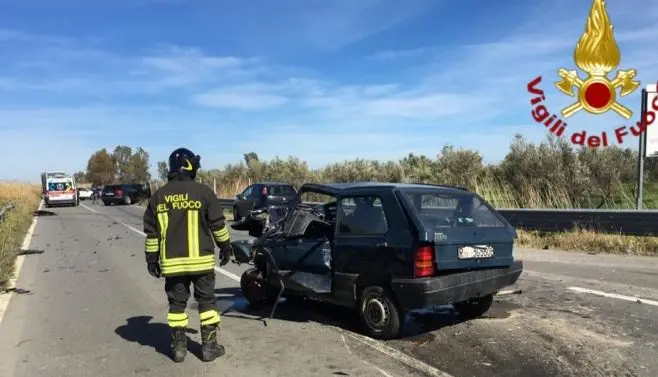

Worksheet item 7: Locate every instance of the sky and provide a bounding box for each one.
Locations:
[1,0,658,182]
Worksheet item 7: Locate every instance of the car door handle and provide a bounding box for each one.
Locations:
[376,242,388,248]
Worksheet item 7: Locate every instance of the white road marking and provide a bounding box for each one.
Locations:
[0,200,43,325]
[83,204,454,377]
[333,327,455,377]
[341,334,395,377]
[496,289,522,296]
[567,286,658,307]
[80,203,97,213]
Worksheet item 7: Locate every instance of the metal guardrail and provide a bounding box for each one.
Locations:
[217,198,658,236]
[0,202,16,223]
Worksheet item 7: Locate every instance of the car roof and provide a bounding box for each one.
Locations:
[299,182,469,196]
[254,182,294,186]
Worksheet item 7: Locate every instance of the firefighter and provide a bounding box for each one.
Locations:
[143,147,233,363]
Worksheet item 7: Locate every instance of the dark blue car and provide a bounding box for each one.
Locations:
[230,182,523,340]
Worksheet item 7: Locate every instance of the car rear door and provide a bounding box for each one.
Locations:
[235,185,256,218]
[332,191,412,302]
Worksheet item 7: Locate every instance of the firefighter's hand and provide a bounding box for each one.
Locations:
[219,244,233,266]
[147,262,161,278]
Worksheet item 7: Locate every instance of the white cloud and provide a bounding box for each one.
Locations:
[191,85,290,109]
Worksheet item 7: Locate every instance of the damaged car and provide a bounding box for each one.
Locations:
[229,182,524,340]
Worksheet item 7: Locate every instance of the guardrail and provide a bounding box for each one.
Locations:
[0,202,16,223]
[216,198,658,237]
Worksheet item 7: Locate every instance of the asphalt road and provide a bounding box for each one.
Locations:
[1,202,657,377]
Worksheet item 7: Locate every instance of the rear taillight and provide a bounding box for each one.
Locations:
[261,187,268,195]
[414,245,435,278]
[115,189,124,196]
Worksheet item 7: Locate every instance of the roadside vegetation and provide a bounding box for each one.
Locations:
[85,132,658,255]
[0,181,41,292]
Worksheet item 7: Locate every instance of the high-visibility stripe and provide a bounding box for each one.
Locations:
[145,236,159,253]
[160,255,215,267]
[161,261,216,275]
[167,312,189,327]
[157,212,169,260]
[187,210,199,259]
[212,225,230,242]
[199,310,221,326]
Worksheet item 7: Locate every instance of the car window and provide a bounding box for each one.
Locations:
[241,186,253,197]
[402,190,506,228]
[337,196,388,235]
[281,185,296,195]
[269,185,295,196]
[103,185,120,192]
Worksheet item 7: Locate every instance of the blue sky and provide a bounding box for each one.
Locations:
[1,0,658,182]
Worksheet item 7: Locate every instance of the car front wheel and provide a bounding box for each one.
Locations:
[240,268,278,309]
[358,286,403,340]
[453,294,494,319]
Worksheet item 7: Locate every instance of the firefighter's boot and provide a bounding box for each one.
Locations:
[171,327,188,363]
[200,324,225,362]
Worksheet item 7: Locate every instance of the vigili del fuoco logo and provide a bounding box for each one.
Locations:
[527,0,658,148]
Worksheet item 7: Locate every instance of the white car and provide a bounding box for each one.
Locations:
[78,188,93,200]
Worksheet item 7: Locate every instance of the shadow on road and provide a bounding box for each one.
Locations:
[34,210,56,216]
[115,316,202,361]
[212,286,472,339]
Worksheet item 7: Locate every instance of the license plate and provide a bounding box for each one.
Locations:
[104,193,114,196]
[458,245,494,259]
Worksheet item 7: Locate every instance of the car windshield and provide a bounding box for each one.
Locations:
[400,189,506,229]
[47,179,74,192]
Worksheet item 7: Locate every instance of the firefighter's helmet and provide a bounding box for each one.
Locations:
[168,147,201,179]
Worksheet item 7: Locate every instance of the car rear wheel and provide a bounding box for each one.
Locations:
[103,201,110,206]
[358,286,403,340]
[240,268,278,309]
[453,294,494,319]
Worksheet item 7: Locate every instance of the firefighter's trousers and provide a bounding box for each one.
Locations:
[164,272,220,328]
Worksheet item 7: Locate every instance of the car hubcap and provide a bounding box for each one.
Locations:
[363,295,389,330]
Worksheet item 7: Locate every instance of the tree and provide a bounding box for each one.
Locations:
[124,147,152,183]
[86,149,116,186]
[73,171,86,183]
[157,161,169,181]
[112,145,133,182]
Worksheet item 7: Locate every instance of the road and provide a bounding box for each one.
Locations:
[0,202,656,377]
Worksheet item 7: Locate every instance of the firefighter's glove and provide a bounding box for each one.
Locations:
[219,244,233,266]
[147,262,161,278]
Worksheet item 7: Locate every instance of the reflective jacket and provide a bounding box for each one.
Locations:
[143,176,231,277]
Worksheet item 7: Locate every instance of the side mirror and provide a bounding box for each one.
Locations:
[236,194,242,200]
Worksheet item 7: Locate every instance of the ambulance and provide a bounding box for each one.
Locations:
[41,171,79,207]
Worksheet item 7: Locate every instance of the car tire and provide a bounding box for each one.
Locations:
[358,286,403,340]
[240,268,278,309]
[103,201,110,206]
[453,294,494,319]
[232,206,241,221]
[124,196,132,205]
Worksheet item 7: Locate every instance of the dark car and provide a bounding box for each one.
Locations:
[231,182,298,221]
[102,183,151,206]
[229,182,523,340]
